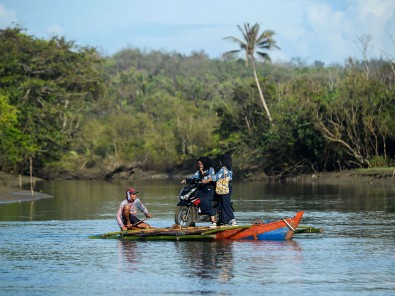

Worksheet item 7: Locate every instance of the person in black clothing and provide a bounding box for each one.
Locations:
[181,156,217,227]
[203,154,237,226]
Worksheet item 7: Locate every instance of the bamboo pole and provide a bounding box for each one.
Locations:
[29,157,34,196]
[91,226,209,239]
[294,225,323,233]
[90,227,181,239]
[90,231,217,241]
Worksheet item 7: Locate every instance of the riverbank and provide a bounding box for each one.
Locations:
[0,172,52,204]
[0,168,394,204]
[286,168,395,185]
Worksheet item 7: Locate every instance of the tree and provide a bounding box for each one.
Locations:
[312,63,394,169]
[223,22,280,123]
[0,27,104,174]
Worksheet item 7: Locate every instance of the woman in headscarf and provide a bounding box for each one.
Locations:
[203,154,237,226]
[181,156,217,227]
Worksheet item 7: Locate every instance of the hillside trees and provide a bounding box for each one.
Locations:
[217,59,395,176]
[1,27,394,179]
[0,27,104,174]
[312,60,395,168]
[68,51,221,173]
[0,94,26,169]
[215,74,327,176]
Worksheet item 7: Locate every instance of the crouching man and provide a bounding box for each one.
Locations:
[117,187,153,230]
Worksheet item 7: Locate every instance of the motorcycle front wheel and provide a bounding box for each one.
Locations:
[174,206,196,227]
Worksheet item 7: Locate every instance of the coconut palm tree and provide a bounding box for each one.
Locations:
[223,22,280,123]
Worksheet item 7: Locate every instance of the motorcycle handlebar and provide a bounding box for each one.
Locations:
[185,178,202,185]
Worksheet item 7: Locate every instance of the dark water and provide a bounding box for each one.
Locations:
[1,179,395,295]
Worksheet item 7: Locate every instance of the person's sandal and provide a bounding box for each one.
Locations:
[208,221,218,228]
[230,219,238,226]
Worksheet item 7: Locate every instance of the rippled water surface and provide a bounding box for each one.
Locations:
[0,179,394,295]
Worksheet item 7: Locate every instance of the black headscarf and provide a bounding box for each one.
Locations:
[220,154,232,171]
[196,156,212,179]
[197,156,213,171]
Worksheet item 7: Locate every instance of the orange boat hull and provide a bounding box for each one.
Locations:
[215,211,304,240]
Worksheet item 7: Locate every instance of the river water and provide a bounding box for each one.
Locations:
[0,179,394,295]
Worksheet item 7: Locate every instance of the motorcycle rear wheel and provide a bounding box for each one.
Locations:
[175,206,196,227]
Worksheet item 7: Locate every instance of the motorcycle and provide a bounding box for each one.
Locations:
[174,178,218,227]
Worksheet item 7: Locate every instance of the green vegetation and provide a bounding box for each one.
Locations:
[0,27,104,175]
[0,27,394,179]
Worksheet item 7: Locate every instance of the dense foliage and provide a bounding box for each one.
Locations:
[0,27,104,174]
[1,27,394,179]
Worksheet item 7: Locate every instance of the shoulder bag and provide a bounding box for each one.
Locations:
[215,168,229,195]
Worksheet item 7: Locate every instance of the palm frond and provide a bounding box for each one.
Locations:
[223,22,280,66]
[256,30,275,41]
[224,36,246,48]
[257,32,280,51]
[249,23,260,42]
[222,49,242,57]
[256,51,271,62]
[237,24,249,44]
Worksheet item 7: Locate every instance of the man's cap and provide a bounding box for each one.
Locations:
[127,187,138,194]
[125,187,138,201]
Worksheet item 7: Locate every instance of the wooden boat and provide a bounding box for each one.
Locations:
[90,211,305,241]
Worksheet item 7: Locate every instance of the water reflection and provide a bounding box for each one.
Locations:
[117,240,139,270]
[116,238,304,284]
[117,239,236,282]
[238,240,303,266]
[175,240,235,282]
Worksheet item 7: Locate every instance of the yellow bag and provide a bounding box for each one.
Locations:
[215,169,229,195]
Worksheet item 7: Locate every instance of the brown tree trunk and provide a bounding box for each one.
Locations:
[251,59,273,124]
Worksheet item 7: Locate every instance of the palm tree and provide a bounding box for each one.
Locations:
[223,22,280,123]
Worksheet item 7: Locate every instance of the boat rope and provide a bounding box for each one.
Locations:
[283,219,295,231]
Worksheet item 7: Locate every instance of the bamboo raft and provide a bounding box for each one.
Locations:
[90,211,322,241]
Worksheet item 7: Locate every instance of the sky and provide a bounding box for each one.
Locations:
[1,0,395,65]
